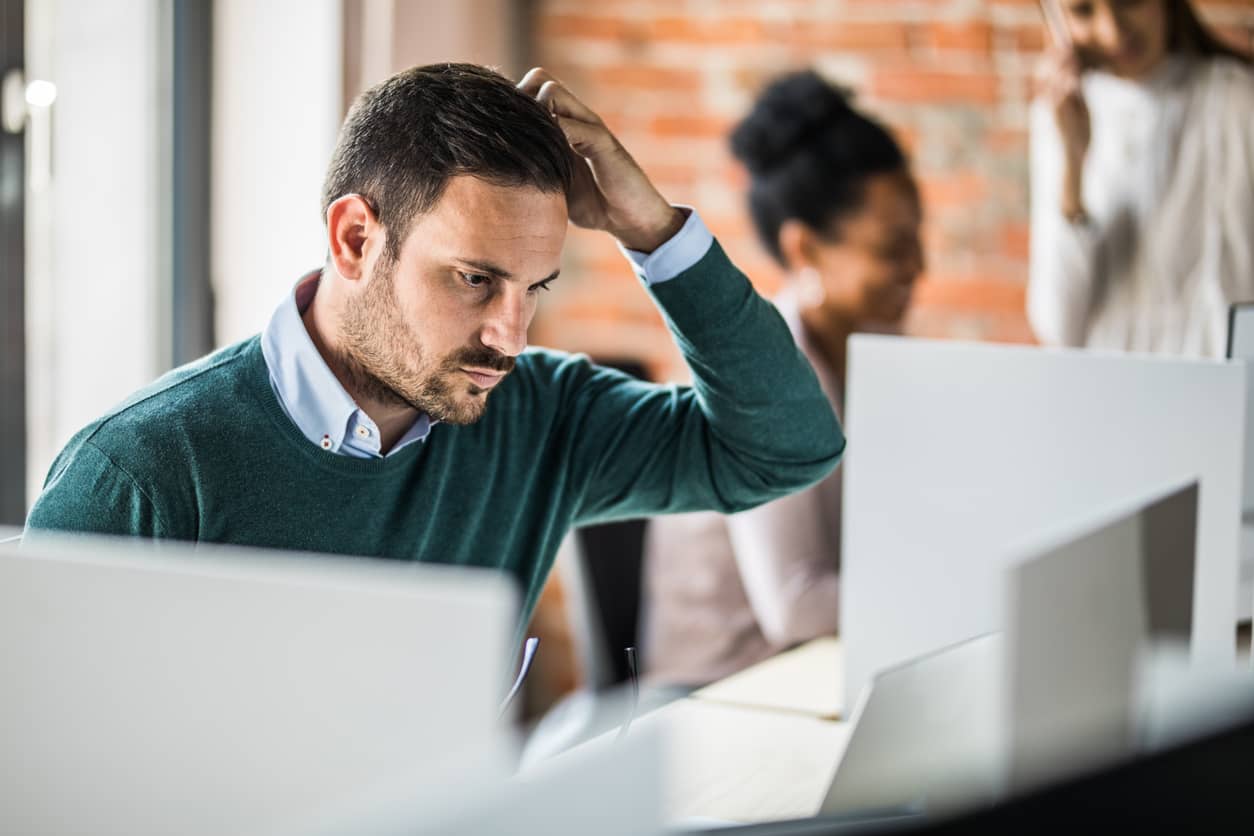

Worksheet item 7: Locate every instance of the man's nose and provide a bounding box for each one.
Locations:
[479,293,530,358]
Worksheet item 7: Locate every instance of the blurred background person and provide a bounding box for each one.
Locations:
[1028,0,1254,356]
[640,70,924,689]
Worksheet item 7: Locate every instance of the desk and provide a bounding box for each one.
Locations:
[569,638,849,824]
[690,637,843,720]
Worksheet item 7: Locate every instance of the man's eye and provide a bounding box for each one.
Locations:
[461,272,490,289]
[530,279,555,294]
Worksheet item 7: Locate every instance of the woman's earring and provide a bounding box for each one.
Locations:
[798,266,827,308]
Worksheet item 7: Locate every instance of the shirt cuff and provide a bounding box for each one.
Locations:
[618,206,714,286]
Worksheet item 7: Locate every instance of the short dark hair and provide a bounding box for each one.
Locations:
[321,63,575,259]
[729,71,908,265]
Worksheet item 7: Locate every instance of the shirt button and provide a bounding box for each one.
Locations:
[320,435,333,450]
[355,426,371,439]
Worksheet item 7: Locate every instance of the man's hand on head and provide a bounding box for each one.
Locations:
[518,67,685,254]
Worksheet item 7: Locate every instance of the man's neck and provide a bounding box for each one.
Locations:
[300,280,422,455]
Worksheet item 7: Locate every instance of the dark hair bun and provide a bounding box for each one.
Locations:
[728,69,908,264]
[730,71,856,176]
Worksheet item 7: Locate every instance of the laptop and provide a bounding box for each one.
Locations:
[1003,480,1197,793]
[818,633,1004,818]
[676,636,1000,835]
[0,535,517,836]
[688,481,1200,835]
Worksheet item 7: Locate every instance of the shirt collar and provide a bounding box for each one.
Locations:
[260,270,433,457]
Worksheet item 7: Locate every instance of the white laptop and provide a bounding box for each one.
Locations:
[693,482,1201,834]
[1002,480,1197,793]
[1226,301,1254,619]
[819,633,1004,818]
[0,535,517,836]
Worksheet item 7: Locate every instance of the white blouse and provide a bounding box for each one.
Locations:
[1028,56,1254,357]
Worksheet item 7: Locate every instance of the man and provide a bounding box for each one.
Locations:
[25,64,844,624]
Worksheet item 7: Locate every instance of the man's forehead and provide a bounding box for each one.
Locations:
[405,176,567,259]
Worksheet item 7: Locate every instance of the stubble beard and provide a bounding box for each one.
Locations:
[334,257,513,425]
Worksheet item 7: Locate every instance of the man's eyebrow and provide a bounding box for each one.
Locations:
[455,258,560,284]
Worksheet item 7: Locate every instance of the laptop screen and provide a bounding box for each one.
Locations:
[1227,303,1254,518]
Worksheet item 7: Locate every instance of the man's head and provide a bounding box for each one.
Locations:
[320,63,574,424]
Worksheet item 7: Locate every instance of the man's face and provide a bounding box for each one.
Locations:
[338,176,568,424]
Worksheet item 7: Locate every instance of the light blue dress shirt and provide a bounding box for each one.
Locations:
[260,207,714,458]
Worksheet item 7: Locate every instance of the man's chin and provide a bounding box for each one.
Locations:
[430,389,491,425]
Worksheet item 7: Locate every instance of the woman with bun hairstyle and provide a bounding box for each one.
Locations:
[640,71,924,687]
[1029,0,1253,356]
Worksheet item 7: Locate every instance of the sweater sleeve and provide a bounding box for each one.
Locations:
[565,240,844,525]
[1027,99,1103,347]
[23,441,169,539]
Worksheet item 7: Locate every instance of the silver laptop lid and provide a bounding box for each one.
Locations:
[820,632,1004,818]
[0,535,516,836]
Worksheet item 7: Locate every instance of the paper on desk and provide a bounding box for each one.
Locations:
[691,637,844,720]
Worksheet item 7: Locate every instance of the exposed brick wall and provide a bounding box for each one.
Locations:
[528,0,1254,382]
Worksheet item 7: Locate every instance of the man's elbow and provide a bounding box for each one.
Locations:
[718,432,845,515]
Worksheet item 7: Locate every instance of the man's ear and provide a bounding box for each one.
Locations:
[326,195,383,281]
[777,219,823,274]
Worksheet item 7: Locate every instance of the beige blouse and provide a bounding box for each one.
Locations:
[1028,56,1254,357]
[640,290,843,687]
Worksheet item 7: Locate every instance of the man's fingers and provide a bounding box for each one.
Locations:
[536,80,601,125]
[516,66,555,97]
[554,113,611,156]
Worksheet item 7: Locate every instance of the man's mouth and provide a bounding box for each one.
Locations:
[462,368,507,389]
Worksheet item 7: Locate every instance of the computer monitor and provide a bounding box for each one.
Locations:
[0,535,517,836]
[1225,301,1254,618]
[842,335,1243,711]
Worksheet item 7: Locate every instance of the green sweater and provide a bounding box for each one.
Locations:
[25,243,844,624]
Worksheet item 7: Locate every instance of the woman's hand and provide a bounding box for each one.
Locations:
[1038,48,1091,221]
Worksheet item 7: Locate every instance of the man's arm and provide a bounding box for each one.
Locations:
[559,239,843,524]
[514,69,843,524]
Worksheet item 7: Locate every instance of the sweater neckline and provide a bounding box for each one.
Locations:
[240,337,434,476]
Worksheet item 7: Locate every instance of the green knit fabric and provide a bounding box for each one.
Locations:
[25,242,844,625]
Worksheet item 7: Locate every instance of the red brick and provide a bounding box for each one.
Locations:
[1011,23,1048,53]
[541,14,638,41]
[646,114,734,139]
[587,65,702,93]
[911,275,1027,315]
[987,316,1039,345]
[919,173,989,208]
[926,22,994,54]
[791,21,912,52]
[648,16,766,45]
[871,69,1000,104]
[1001,223,1031,261]
[986,128,1029,153]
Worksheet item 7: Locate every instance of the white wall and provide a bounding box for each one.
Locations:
[211,0,342,346]
[25,0,165,504]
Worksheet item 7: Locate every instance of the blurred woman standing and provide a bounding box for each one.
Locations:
[1028,0,1253,356]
